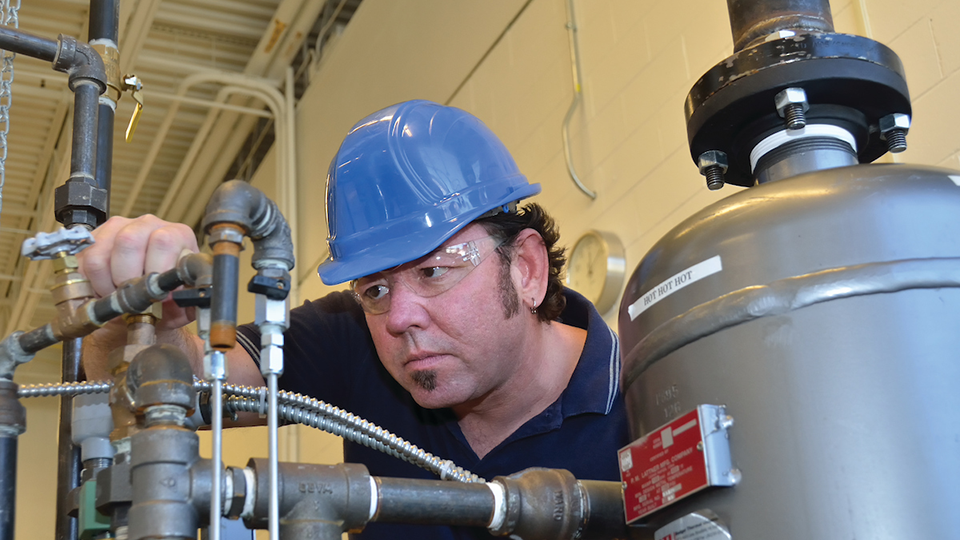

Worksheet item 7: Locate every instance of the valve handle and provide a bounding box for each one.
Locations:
[21,227,94,260]
[122,74,144,142]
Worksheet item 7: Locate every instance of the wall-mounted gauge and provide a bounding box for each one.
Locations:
[565,229,625,313]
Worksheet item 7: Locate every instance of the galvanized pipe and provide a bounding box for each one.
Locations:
[209,377,224,540]
[266,373,280,540]
[727,0,835,51]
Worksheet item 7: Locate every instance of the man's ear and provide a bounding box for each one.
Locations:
[510,229,548,309]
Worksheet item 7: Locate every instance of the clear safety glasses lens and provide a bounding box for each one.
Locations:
[352,236,505,314]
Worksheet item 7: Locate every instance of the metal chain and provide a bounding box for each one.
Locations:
[0,0,20,217]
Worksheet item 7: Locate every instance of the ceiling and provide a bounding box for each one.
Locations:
[0,0,360,379]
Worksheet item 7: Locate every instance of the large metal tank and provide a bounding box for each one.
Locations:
[617,162,960,537]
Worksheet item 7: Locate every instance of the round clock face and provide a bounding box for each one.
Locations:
[566,230,625,313]
[567,232,608,303]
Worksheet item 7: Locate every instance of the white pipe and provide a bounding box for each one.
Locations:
[155,87,246,217]
[119,0,162,74]
[265,0,327,81]
[176,114,261,226]
[121,71,282,217]
[284,66,299,307]
[148,91,272,118]
[155,77,286,219]
[562,0,596,200]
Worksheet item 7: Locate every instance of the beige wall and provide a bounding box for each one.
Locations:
[14,0,960,538]
[284,0,960,328]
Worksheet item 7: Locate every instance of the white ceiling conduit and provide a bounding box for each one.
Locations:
[163,0,323,228]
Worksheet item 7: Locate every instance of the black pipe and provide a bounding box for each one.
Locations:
[55,339,82,540]
[0,380,25,540]
[89,0,119,207]
[375,478,493,526]
[91,268,184,324]
[0,436,17,540]
[69,83,100,186]
[52,34,108,229]
[94,105,113,209]
[209,247,240,350]
[727,0,834,51]
[0,26,58,61]
[17,324,57,355]
[89,0,120,43]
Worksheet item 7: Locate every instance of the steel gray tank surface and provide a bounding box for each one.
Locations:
[618,163,960,538]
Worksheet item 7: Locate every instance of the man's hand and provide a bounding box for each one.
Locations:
[77,215,202,380]
[78,214,200,332]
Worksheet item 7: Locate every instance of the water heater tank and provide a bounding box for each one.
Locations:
[618,163,960,537]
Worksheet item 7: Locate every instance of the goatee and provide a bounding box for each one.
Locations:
[411,370,438,391]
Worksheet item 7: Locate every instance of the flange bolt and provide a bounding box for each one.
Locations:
[879,113,910,153]
[698,150,728,191]
[775,87,809,130]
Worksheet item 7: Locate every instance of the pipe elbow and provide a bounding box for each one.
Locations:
[202,180,295,271]
[53,35,107,93]
[202,180,266,233]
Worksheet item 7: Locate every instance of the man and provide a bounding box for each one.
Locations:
[80,100,628,539]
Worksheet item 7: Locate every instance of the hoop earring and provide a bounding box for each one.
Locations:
[530,298,538,315]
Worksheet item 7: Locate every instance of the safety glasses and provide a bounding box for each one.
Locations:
[352,235,506,314]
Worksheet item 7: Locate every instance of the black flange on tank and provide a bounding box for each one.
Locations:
[686,0,911,189]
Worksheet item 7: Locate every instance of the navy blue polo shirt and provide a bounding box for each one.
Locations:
[237,288,629,539]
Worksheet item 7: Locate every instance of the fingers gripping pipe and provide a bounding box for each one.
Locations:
[0,252,212,369]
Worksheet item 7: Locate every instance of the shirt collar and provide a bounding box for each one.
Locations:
[558,288,622,417]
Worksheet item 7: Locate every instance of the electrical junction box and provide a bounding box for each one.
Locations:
[618,405,739,524]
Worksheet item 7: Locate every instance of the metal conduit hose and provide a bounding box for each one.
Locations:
[17,379,483,483]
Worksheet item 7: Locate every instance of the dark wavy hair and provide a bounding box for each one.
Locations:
[475,203,566,322]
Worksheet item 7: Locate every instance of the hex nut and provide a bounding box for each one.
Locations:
[254,296,289,327]
[261,345,284,375]
[775,87,809,116]
[697,150,728,174]
[879,113,911,134]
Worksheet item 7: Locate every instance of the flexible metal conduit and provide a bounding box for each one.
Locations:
[226,394,483,484]
[19,380,482,483]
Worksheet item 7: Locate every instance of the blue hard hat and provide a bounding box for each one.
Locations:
[317,100,541,285]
